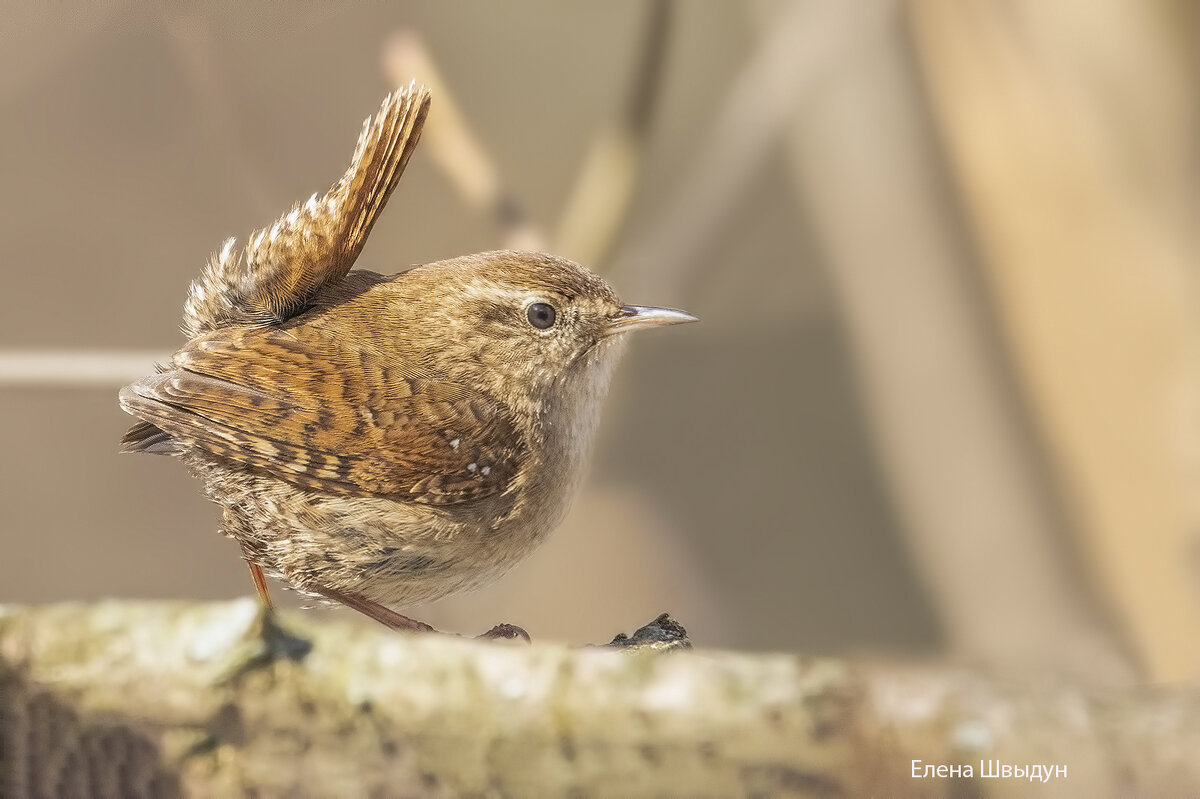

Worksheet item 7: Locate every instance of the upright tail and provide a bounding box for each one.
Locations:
[181,84,432,337]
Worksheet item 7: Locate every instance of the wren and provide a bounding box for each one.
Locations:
[118,84,696,638]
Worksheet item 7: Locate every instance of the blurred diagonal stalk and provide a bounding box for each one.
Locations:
[908,0,1200,681]
[162,6,279,220]
[385,3,674,271]
[384,31,547,252]
[553,0,672,267]
[611,0,894,301]
[771,0,1133,679]
[0,351,168,386]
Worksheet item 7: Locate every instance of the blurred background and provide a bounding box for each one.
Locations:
[2,0,1199,683]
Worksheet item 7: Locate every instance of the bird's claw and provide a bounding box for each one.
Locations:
[476,623,531,643]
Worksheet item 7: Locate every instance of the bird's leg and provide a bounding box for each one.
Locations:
[236,558,311,668]
[310,584,435,633]
[313,584,529,642]
[247,560,274,609]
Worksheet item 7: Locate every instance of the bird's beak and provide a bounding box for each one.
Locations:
[603,305,699,337]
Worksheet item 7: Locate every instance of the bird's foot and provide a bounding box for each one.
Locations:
[311,583,529,643]
[476,623,531,643]
[602,613,691,652]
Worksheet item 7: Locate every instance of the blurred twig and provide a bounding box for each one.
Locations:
[160,6,278,220]
[383,32,546,252]
[769,1,1133,680]
[609,0,894,301]
[0,351,167,386]
[909,0,1200,681]
[385,5,674,268]
[553,0,673,267]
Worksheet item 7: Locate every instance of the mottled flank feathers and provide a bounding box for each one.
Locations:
[119,323,523,504]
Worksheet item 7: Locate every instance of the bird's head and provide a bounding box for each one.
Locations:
[360,251,696,417]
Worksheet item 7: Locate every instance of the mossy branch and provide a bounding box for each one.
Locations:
[1,601,1197,797]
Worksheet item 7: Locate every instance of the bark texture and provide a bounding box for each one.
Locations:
[0,601,1197,797]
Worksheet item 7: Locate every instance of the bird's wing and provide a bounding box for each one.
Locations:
[183,85,431,337]
[118,327,523,505]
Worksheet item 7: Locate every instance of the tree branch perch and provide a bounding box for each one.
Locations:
[1,601,1196,797]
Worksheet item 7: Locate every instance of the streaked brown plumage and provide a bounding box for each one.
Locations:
[118,84,696,636]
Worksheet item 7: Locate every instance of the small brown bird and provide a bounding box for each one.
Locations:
[118,84,696,638]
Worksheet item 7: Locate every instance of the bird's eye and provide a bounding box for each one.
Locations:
[526,302,557,330]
